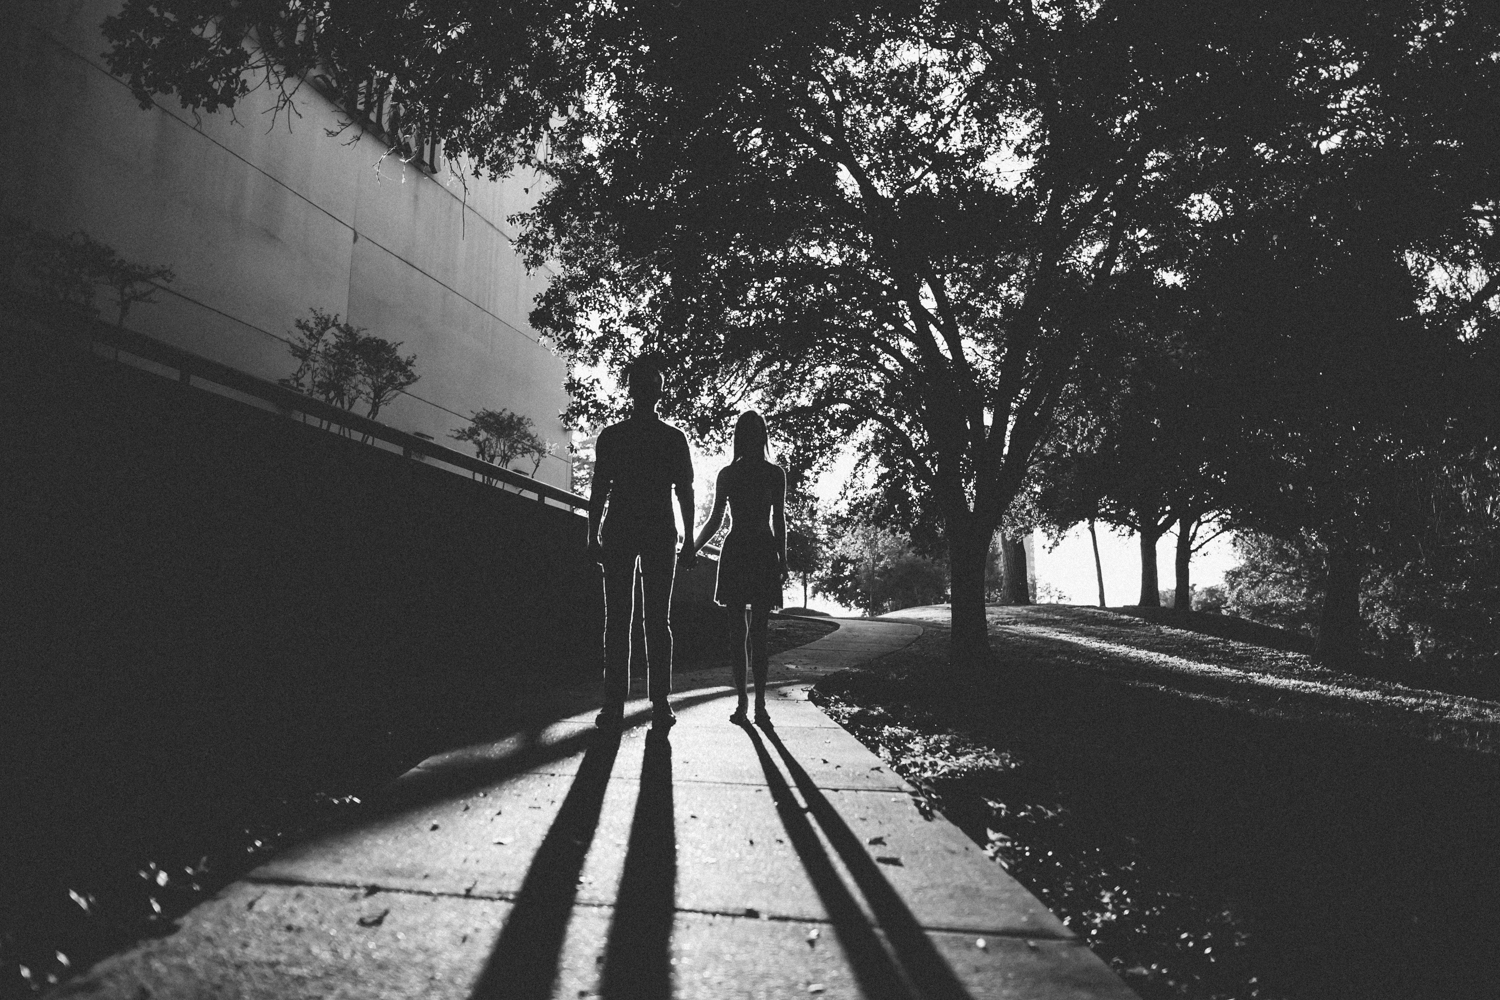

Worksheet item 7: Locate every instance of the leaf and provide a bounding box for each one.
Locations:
[876,856,903,866]
[806,927,821,946]
[357,909,390,928]
[866,836,886,846]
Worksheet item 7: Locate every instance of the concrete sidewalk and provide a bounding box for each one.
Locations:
[54,619,1135,1000]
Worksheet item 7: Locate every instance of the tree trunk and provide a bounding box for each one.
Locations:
[1173,514,1193,612]
[1315,544,1363,668]
[1088,518,1106,608]
[1137,530,1162,607]
[948,516,993,667]
[997,535,1032,605]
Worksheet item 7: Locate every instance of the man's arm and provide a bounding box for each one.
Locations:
[587,432,613,563]
[676,481,695,560]
[674,431,696,563]
[772,466,788,574]
[693,468,728,551]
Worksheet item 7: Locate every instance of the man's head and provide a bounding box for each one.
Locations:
[624,357,664,408]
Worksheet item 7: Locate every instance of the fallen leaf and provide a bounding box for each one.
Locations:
[493,839,508,845]
[808,985,826,994]
[744,907,761,918]
[866,836,886,846]
[357,909,390,928]
[363,886,381,897]
[975,938,987,950]
[875,856,903,866]
[430,823,441,831]
[1025,939,1038,950]
[806,928,821,946]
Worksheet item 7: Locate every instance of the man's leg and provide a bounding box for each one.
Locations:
[639,540,677,714]
[600,551,638,719]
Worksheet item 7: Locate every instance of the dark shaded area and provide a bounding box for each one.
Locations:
[0,315,833,995]
[468,730,620,1000]
[814,624,1500,1000]
[762,726,976,1000]
[600,734,676,999]
[742,723,915,1000]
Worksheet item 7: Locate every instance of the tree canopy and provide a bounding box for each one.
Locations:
[102,0,1500,666]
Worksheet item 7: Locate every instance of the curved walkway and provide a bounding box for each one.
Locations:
[54,618,1134,1000]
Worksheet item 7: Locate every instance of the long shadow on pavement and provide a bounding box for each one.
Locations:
[760,724,975,1000]
[600,732,676,998]
[468,728,622,1000]
[742,723,917,1000]
[368,687,729,819]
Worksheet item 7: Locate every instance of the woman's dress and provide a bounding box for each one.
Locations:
[713,460,784,609]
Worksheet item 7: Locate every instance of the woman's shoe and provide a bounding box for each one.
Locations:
[754,704,772,728]
[729,706,749,725]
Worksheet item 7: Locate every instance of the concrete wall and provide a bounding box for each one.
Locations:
[2,0,570,489]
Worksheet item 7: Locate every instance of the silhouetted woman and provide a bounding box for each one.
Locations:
[690,411,787,725]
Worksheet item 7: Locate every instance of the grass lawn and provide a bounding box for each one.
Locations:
[811,604,1500,1000]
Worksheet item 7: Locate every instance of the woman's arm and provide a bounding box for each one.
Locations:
[772,466,787,573]
[692,467,730,551]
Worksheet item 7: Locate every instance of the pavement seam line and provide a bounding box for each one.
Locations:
[239,874,1073,940]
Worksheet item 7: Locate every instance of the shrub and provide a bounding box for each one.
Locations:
[1,216,174,325]
[451,408,553,478]
[279,308,419,421]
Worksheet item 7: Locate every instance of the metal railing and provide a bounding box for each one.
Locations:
[27,310,587,512]
[5,302,726,559]
[16,308,723,560]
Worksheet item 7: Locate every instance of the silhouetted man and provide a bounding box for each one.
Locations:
[588,359,695,732]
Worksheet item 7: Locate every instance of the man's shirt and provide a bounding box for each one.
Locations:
[594,414,693,529]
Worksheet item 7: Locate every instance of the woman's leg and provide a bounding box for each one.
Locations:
[749,605,770,710]
[729,606,750,720]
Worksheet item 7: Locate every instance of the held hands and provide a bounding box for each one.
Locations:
[678,544,698,570]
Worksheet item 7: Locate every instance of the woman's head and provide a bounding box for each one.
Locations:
[732,410,769,463]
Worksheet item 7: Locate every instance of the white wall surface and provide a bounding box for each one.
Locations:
[4,0,571,489]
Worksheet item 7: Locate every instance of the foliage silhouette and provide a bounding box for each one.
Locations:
[452,407,554,478]
[279,309,420,430]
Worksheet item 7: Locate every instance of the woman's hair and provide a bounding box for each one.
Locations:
[732,410,769,463]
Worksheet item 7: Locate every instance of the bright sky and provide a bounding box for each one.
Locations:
[797,442,1238,613]
[584,386,1241,614]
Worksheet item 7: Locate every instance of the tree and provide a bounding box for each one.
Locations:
[1,217,174,325]
[101,0,1500,666]
[451,408,553,478]
[816,517,947,618]
[1032,308,1238,611]
[279,309,420,426]
[785,487,824,609]
[512,3,1305,665]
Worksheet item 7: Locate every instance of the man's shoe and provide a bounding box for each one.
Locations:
[651,701,676,731]
[595,705,624,730]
